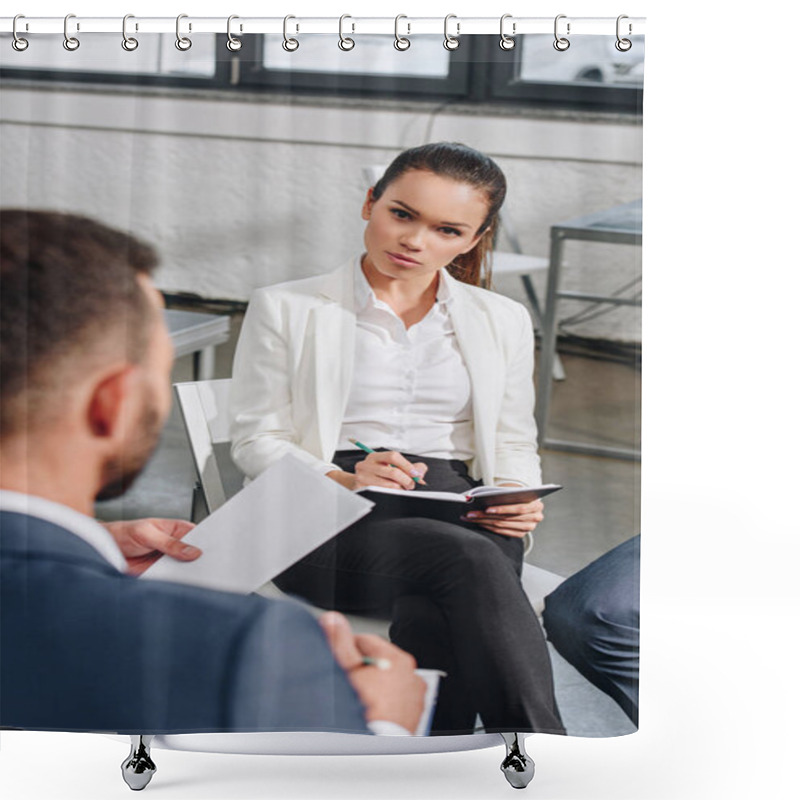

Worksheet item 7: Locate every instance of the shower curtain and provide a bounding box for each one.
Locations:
[0,13,643,793]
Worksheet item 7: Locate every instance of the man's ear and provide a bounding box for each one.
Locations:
[87,365,137,440]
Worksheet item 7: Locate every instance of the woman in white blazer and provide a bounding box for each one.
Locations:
[230,143,564,736]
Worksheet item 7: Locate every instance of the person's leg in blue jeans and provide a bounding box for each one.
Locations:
[542,535,640,726]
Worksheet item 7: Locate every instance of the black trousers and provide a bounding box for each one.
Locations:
[274,451,565,735]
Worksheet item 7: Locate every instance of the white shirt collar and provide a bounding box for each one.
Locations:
[0,489,128,572]
[435,269,454,306]
[354,257,454,312]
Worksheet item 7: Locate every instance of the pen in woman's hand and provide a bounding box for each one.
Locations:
[347,438,422,484]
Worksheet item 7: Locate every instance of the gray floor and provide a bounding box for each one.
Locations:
[96,310,640,739]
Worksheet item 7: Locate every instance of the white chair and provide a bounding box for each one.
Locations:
[362,166,565,380]
[118,380,566,791]
[175,379,390,636]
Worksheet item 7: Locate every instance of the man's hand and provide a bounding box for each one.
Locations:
[319,611,425,734]
[101,518,201,576]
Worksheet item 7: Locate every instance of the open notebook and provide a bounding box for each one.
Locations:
[356,483,562,524]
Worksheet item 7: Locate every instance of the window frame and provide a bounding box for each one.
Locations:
[0,34,643,115]
[483,36,644,113]
[224,34,473,101]
[0,33,230,91]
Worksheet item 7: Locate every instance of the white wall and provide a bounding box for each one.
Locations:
[0,84,642,341]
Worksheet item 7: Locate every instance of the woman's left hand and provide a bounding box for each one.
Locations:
[461,498,544,538]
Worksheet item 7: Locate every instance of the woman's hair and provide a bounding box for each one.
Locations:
[370,142,507,287]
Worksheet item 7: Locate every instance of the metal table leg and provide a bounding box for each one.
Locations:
[193,346,216,381]
[521,274,565,382]
[535,230,565,440]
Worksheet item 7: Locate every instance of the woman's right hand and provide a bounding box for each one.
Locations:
[353,451,428,490]
[327,451,427,491]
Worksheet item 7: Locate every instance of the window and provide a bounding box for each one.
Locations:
[1,33,643,113]
[487,34,645,112]
[232,34,471,99]
[0,33,218,85]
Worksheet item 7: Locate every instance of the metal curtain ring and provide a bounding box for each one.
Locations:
[282,15,299,52]
[394,15,410,51]
[63,14,80,51]
[338,14,355,51]
[615,15,632,52]
[226,15,242,51]
[499,14,515,51]
[121,14,138,51]
[553,14,570,51]
[12,14,29,51]
[175,13,192,51]
[443,14,460,51]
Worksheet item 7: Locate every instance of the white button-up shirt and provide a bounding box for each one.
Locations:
[336,267,475,460]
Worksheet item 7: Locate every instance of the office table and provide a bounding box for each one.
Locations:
[165,309,230,381]
[536,199,642,460]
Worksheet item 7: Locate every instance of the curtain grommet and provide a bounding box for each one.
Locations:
[282,15,299,52]
[12,14,29,51]
[553,14,571,51]
[499,14,516,51]
[394,15,411,51]
[615,15,633,52]
[338,14,355,51]
[175,13,192,51]
[121,14,138,51]
[63,14,80,51]
[443,14,460,51]
[226,15,243,52]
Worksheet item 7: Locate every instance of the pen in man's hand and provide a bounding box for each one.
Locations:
[347,438,422,484]
[361,656,392,671]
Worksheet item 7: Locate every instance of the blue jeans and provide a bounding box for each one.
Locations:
[543,535,640,726]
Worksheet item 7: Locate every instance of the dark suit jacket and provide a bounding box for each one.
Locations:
[0,510,369,734]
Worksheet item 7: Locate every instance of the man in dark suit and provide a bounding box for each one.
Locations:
[0,210,424,741]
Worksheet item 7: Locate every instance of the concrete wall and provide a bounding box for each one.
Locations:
[0,84,642,341]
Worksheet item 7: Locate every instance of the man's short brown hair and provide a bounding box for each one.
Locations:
[0,210,158,437]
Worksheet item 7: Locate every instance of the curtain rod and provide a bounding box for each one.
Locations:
[1,16,646,37]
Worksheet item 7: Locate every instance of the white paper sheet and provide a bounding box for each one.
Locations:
[141,455,373,594]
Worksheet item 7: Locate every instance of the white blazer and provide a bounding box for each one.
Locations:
[229,257,542,487]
